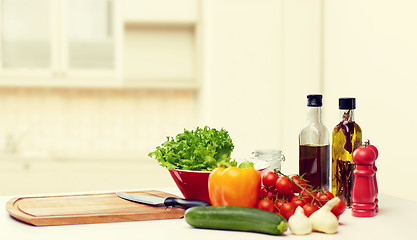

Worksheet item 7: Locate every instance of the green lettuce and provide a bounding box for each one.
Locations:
[148,126,236,171]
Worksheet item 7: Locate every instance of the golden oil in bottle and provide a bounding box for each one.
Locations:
[332,98,362,207]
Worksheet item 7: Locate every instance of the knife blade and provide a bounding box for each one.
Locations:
[116,192,210,209]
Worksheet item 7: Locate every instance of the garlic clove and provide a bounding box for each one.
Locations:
[288,206,313,235]
[309,197,340,234]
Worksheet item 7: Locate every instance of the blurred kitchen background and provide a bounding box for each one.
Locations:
[0,0,416,201]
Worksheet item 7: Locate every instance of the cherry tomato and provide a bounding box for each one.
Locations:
[331,198,347,218]
[260,187,268,198]
[291,196,306,208]
[260,187,277,201]
[302,204,319,217]
[257,199,275,213]
[291,175,307,193]
[324,190,335,199]
[353,145,376,165]
[279,192,295,202]
[274,199,285,211]
[316,190,334,206]
[275,176,294,196]
[300,188,314,204]
[280,202,297,219]
[262,172,279,188]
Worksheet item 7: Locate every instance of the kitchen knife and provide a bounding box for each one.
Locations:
[116,192,210,209]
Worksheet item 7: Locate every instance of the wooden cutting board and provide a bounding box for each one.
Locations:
[6,190,186,226]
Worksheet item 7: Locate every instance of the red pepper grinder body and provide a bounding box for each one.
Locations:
[373,162,379,213]
[351,144,377,217]
[370,144,379,213]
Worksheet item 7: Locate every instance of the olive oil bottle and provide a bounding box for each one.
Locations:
[299,95,330,190]
[332,98,362,207]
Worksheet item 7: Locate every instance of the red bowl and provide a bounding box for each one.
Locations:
[169,169,211,203]
[168,160,270,203]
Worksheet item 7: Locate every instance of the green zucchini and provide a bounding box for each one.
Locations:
[184,206,288,235]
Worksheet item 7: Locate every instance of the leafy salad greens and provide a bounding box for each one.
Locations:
[148,126,236,171]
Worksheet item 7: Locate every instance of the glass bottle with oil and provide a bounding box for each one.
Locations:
[332,98,362,207]
[299,95,330,190]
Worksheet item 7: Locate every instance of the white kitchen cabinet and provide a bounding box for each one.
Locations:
[124,0,198,25]
[0,0,53,76]
[122,0,200,88]
[0,0,200,88]
[0,0,123,86]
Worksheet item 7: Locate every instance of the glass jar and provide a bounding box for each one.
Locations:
[251,149,285,172]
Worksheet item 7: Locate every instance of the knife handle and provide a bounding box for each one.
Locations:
[164,197,210,209]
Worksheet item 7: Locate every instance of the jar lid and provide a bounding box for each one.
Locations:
[307,94,323,107]
[339,98,356,109]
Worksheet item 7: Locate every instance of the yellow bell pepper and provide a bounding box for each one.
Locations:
[208,166,261,207]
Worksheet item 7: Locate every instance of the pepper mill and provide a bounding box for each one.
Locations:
[351,145,377,217]
[373,163,379,213]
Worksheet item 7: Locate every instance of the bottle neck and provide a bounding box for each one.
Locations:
[307,106,322,124]
[339,109,355,122]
